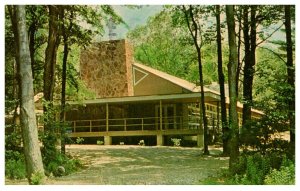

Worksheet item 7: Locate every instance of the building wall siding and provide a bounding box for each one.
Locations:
[133,72,183,96]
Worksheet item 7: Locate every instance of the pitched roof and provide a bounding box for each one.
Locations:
[133,62,263,115]
[133,62,220,95]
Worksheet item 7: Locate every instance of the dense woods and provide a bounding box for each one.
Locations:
[5,5,295,185]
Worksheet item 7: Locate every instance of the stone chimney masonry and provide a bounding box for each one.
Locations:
[80,39,134,98]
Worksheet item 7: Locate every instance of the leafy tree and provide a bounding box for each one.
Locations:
[180,5,210,155]
[6,6,20,125]
[9,5,45,184]
[127,9,196,81]
[128,7,224,85]
[240,5,284,128]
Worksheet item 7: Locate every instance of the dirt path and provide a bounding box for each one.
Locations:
[6,145,228,185]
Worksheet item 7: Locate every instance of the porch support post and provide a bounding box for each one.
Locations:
[106,103,109,132]
[197,134,204,148]
[157,134,164,146]
[159,100,162,131]
[198,101,203,130]
[104,136,112,145]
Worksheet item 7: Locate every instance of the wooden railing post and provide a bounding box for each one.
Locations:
[106,103,109,132]
[90,120,92,132]
[74,121,76,132]
[141,118,144,131]
[159,100,163,131]
[124,119,127,131]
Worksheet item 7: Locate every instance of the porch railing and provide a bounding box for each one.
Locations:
[65,116,202,133]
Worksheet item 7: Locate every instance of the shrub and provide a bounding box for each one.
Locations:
[230,153,271,185]
[44,153,82,177]
[228,151,295,185]
[171,138,181,147]
[5,158,26,179]
[5,150,26,179]
[76,137,84,144]
[5,130,22,151]
[64,158,82,175]
[264,158,295,185]
[30,171,44,185]
[97,140,104,145]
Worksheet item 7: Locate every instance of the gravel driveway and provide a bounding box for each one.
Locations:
[6,145,229,185]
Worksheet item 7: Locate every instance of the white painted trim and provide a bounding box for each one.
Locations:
[133,66,149,86]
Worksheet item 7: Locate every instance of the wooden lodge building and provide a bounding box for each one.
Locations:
[63,39,262,146]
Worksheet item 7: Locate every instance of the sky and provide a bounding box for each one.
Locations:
[99,5,286,45]
[100,5,163,40]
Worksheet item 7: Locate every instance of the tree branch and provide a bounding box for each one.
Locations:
[256,23,284,46]
[257,45,286,63]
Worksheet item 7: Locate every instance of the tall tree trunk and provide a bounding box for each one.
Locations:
[284,5,295,153]
[226,5,239,170]
[182,5,209,155]
[28,9,37,80]
[13,5,45,184]
[60,7,73,154]
[44,5,60,131]
[8,6,21,126]
[242,6,251,127]
[216,5,229,156]
[242,5,257,127]
[60,7,67,154]
[236,7,242,97]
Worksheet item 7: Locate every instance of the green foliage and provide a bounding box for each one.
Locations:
[127,9,196,82]
[76,137,84,144]
[230,153,272,184]
[97,140,104,145]
[5,156,26,179]
[128,7,229,85]
[5,128,27,180]
[253,47,294,143]
[229,152,294,185]
[264,158,295,185]
[30,171,44,185]
[43,151,82,177]
[5,130,22,151]
[171,138,181,147]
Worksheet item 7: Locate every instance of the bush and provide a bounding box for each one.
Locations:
[76,137,84,144]
[5,150,26,179]
[228,152,294,185]
[5,131,22,151]
[5,158,26,179]
[97,140,104,145]
[44,152,82,177]
[230,153,272,185]
[264,158,295,185]
[171,138,181,147]
[30,171,44,185]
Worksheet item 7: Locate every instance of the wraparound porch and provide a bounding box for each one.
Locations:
[64,92,221,146]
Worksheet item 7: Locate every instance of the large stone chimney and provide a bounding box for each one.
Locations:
[80,39,134,98]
